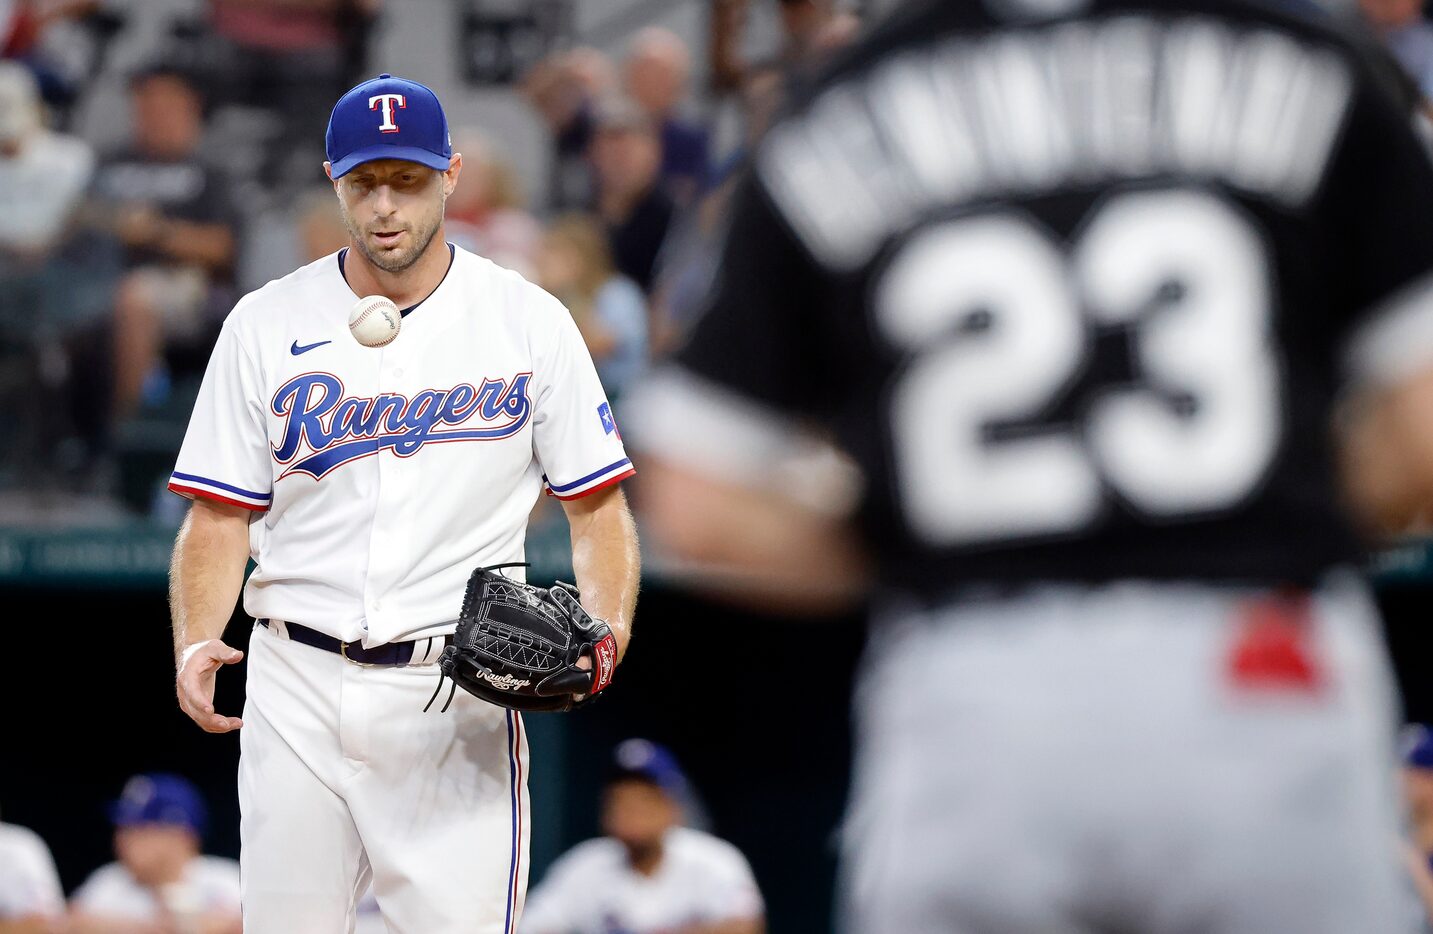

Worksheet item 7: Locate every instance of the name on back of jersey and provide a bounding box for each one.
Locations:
[760,16,1352,270]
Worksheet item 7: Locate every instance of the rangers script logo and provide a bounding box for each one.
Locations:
[271,372,532,479]
[479,671,532,692]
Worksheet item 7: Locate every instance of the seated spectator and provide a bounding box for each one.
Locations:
[623,27,709,205]
[536,214,649,399]
[522,739,764,934]
[0,58,94,287]
[69,773,241,934]
[89,64,238,419]
[589,95,675,294]
[522,46,617,211]
[2,1,122,118]
[0,815,65,932]
[1361,0,1433,99]
[0,59,111,485]
[445,132,542,276]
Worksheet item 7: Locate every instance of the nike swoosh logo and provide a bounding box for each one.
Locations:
[291,339,332,356]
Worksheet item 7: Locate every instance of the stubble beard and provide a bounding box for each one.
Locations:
[341,197,444,274]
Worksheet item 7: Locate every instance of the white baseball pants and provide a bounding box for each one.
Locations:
[843,573,1414,934]
[238,620,530,933]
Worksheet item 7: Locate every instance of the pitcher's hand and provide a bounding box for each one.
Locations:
[176,640,244,733]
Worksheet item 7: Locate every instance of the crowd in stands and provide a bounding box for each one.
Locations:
[1,0,1429,529]
[0,0,863,526]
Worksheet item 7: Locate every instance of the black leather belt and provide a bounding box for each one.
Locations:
[257,619,449,666]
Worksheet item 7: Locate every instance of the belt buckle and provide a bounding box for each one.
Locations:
[340,640,389,668]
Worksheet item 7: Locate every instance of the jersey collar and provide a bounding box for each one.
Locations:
[336,242,457,318]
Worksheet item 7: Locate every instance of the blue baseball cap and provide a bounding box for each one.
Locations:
[325,73,452,178]
[1402,724,1433,770]
[610,739,687,799]
[108,773,208,836]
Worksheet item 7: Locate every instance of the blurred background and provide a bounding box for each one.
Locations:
[0,0,1431,931]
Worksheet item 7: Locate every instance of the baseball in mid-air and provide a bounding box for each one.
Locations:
[349,295,401,348]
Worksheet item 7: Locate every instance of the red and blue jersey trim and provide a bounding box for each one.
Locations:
[543,458,636,501]
[167,471,272,511]
[503,711,526,933]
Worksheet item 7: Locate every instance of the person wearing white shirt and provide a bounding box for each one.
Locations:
[0,61,94,259]
[0,818,64,934]
[522,740,764,934]
[68,774,241,934]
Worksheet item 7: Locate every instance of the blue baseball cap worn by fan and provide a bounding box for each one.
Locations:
[325,73,452,178]
[108,773,209,837]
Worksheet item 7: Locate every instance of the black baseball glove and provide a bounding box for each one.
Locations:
[425,564,618,713]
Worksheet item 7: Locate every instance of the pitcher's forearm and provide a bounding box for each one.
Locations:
[565,487,640,658]
[169,500,253,665]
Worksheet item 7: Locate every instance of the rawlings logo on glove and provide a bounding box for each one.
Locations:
[479,671,533,691]
[425,564,619,713]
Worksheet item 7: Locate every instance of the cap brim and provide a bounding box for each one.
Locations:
[330,146,452,178]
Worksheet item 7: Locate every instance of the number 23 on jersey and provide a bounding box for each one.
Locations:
[876,189,1280,546]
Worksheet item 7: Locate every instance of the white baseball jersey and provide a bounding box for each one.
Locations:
[0,822,64,921]
[71,856,241,920]
[168,245,634,645]
[520,827,764,934]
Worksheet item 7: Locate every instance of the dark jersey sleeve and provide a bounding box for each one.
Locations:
[1318,53,1433,364]
[673,172,834,420]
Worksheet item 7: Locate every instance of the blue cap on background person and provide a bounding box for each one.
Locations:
[610,739,687,796]
[325,73,452,178]
[108,773,208,837]
[611,738,688,799]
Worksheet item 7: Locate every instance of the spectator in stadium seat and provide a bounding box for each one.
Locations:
[444,132,542,277]
[521,46,617,211]
[0,60,113,483]
[0,59,94,284]
[623,27,709,206]
[536,214,649,400]
[589,95,674,294]
[90,64,238,419]
[522,740,764,934]
[68,774,242,934]
[1361,0,1433,98]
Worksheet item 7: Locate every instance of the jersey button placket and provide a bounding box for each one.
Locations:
[365,342,407,645]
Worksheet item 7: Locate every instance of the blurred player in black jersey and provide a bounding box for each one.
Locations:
[630,0,1433,930]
